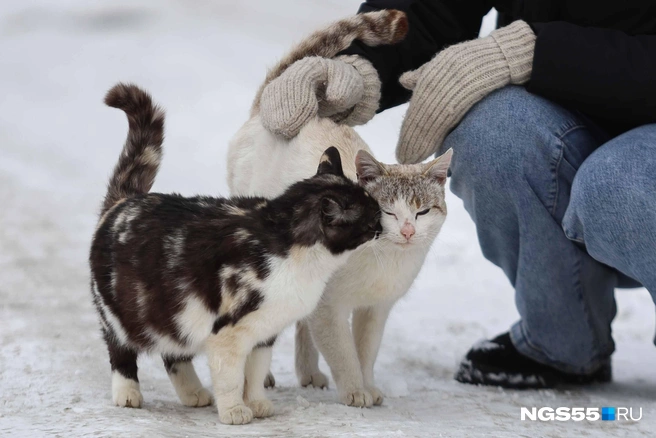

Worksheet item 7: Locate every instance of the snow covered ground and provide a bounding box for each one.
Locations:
[1,1,655,436]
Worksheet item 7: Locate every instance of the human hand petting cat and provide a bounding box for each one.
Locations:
[259,55,381,139]
[396,20,536,164]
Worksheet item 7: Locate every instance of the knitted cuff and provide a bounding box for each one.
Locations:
[260,57,326,139]
[332,55,381,126]
[490,20,536,84]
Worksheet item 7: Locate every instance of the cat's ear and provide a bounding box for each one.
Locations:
[423,148,453,186]
[317,147,344,177]
[321,197,345,225]
[355,150,386,184]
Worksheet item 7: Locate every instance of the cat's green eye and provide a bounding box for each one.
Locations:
[416,208,431,219]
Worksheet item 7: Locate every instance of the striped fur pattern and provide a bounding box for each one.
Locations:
[90,84,382,425]
[250,9,408,115]
[101,84,164,217]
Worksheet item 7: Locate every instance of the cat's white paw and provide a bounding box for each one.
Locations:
[339,388,373,407]
[299,371,329,389]
[219,404,253,425]
[113,387,144,408]
[367,386,384,406]
[112,372,143,408]
[264,372,276,388]
[248,399,274,418]
[179,387,213,407]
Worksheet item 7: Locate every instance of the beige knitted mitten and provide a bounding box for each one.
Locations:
[396,20,536,164]
[260,55,380,139]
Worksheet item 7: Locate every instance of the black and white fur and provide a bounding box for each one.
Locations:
[89,83,381,425]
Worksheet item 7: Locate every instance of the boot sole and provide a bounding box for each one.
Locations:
[455,360,612,390]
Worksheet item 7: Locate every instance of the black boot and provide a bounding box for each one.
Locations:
[455,332,612,389]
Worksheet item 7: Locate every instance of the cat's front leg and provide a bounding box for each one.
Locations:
[205,328,254,425]
[244,346,274,418]
[352,304,392,406]
[308,304,373,407]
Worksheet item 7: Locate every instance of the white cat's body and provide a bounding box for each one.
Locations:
[229,116,367,195]
[325,242,427,307]
[228,116,440,406]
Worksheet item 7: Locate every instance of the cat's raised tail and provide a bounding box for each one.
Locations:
[101,83,165,216]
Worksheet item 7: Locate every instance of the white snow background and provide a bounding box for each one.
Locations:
[1,1,655,436]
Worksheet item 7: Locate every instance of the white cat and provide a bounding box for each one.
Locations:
[229,114,451,407]
[228,9,452,408]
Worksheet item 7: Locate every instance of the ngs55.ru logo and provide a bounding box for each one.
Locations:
[521,407,642,422]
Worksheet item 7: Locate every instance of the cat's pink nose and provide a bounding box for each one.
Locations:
[401,223,415,240]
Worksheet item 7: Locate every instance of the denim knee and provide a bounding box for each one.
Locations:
[444,85,578,216]
[564,127,656,284]
[563,158,618,245]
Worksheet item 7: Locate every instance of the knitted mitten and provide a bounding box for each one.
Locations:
[260,55,380,139]
[396,20,536,164]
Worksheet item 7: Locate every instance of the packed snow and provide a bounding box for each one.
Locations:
[1,1,655,436]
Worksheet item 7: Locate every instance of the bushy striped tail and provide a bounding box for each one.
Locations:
[101,83,164,216]
[251,9,408,116]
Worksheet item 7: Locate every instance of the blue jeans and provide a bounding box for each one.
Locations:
[442,86,656,374]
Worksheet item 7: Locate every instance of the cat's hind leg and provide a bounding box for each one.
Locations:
[295,320,329,388]
[162,355,213,407]
[244,345,274,418]
[107,335,143,408]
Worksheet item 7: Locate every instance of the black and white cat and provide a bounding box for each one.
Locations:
[89,83,381,425]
